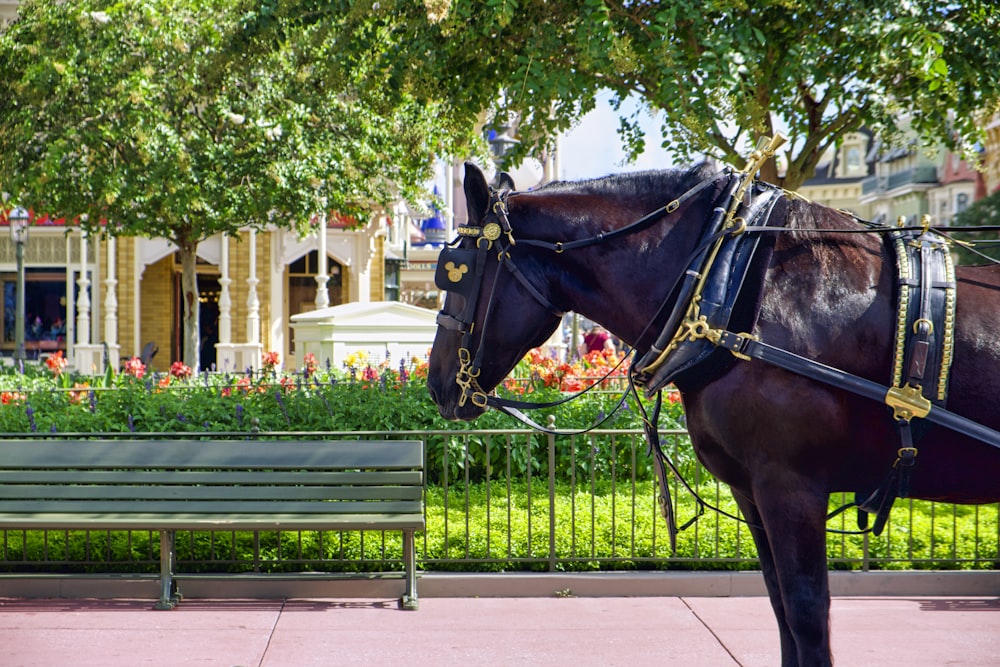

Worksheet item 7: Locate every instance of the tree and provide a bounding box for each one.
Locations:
[272,0,1000,190]
[950,189,1000,265]
[0,0,463,369]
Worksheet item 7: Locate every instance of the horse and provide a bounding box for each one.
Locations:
[427,160,1000,666]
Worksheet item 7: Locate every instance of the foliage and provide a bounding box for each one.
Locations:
[0,347,684,485]
[0,0,466,368]
[261,0,1000,189]
[949,188,1000,265]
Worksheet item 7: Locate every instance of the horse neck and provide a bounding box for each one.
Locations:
[524,194,701,350]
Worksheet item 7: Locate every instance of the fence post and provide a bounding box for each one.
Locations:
[862,531,870,572]
[548,415,557,572]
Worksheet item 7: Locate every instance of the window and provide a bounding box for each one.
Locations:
[2,270,68,354]
[287,251,342,353]
[385,259,404,301]
[845,146,862,175]
[956,193,970,214]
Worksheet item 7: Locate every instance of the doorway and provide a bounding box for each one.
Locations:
[172,273,220,369]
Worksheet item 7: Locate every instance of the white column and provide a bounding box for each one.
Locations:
[218,235,232,344]
[74,230,104,373]
[102,235,121,369]
[234,228,263,371]
[349,228,374,302]
[246,229,260,344]
[215,234,236,372]
[76,231,91,346]
[314,214,330,309]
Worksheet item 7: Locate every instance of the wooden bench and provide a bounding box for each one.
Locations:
[0,439,424,610]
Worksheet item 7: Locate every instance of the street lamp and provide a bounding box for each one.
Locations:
[9,206,29,366]
[487,124,519,166]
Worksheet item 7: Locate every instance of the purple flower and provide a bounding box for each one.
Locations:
[274,390,290,424]
[25,403,36,433]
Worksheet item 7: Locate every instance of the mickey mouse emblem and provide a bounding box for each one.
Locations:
[445,261,469,283]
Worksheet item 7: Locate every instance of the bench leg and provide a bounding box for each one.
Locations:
[154,530,182,610]
[400,529,419,611]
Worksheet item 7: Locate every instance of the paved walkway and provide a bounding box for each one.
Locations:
[1,595,999,666]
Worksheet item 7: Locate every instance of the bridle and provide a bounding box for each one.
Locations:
[433,171,725,411]
[433,190,562,409]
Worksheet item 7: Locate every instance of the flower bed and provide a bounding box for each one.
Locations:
[1,349,685,481]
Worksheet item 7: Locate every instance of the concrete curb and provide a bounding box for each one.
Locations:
[1,570,997,601]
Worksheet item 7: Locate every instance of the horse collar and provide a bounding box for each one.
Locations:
[632,177,783,392]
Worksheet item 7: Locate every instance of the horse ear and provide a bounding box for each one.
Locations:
[496,171,516,191]
[464,162,491,224]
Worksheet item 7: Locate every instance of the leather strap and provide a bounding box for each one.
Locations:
[715,330,1000,449]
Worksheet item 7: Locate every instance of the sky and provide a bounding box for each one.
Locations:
[427,91,677,205]
[557,90,675,181]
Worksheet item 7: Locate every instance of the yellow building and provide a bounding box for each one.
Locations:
[796,131,874,220]
[984,113,1000,195]
[0,216,397,373]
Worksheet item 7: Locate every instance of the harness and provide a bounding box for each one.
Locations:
[434,135,1000,541]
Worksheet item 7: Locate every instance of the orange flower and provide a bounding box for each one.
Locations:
[262,351,280,370]
[68,382,90,405]
[1,391,24,405]
[45,350,67,375]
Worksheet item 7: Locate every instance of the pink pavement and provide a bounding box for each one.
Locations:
[0,596,998,666]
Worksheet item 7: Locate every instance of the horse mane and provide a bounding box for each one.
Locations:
[534,161,720,202]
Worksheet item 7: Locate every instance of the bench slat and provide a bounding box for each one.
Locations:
[0,440,424,470]
[0,499,423,515]
[0,470,423,486]
[0,513,425,531]
[0,485,423,501]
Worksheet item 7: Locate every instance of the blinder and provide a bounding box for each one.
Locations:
[434,247,480,300]
[433,190,524,408]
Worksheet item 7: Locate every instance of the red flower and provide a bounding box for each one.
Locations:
[170,361,192,379]
[302,352,318,376]
[123,356,145,379]
[262,351,280,370]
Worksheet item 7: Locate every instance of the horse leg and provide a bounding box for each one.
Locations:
[749,483,833,667]
[732,491,800,667]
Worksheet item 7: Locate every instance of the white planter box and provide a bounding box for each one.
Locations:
[290,301,438,371]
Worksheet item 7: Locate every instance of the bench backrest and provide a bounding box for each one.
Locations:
[0,439,424,525]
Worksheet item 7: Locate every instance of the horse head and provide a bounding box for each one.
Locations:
[427,163,564,420]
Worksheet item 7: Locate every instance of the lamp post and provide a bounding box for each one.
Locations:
[9,206,29,366]
[488,123,519,167]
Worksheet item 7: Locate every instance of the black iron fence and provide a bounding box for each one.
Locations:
[1,429,997,575]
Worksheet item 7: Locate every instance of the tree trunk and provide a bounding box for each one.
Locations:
[179,246,201,372]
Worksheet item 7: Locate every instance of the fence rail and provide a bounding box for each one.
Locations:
[1,429,997,575]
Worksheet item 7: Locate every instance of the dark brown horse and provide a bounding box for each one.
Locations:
[427,161,1000,666]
